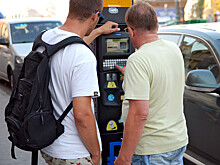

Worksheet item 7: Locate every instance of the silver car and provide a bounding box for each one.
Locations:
[0,18,62,87]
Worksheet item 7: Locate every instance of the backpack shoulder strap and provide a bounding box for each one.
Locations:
[32,30,90,58]
[32,30,47,51]
[47,36,90,57]
[58,101,73,122]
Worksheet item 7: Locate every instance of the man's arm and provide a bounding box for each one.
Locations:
[73,96,100,165]
[114,100,149,165]
[83,21,120,45]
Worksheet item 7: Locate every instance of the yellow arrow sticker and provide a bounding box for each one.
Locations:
[107,82,117,88]
[106,120,118,131]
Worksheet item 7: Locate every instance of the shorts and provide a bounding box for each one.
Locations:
[41,151,94,165]
[131,146,187,165]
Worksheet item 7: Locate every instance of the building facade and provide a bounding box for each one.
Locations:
[135,0,187,21]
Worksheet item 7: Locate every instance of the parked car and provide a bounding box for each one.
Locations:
[158,23,220,165]
[0,18,62,87]
[158,16,176,27]
[0,12,4,19]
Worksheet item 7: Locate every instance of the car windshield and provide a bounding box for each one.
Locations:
[10,21,62,44]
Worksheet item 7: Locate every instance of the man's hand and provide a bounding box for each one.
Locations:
[97,21,120,35]
[115,64,125,81]
[83,21,120,45]
[91,154,101,165]
[114,157,131,165]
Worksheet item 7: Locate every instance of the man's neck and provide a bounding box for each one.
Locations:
[59,18,88,38]
[136,31,159,49]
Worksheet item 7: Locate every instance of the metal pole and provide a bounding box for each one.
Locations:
[175,0,180,22]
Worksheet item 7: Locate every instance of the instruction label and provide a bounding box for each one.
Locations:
[107,82,117,88]
[106,120,118,131]
[103,0,133,7]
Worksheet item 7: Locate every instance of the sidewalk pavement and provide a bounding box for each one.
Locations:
[0,86,46,165]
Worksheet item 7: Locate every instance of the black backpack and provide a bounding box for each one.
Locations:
[4,31,90,163]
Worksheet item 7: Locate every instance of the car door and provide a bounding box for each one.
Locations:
[0,22,3,78]
[0,23,10,80]
[181,35,220,164]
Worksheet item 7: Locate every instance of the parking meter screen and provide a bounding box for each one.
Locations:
[106,38,129,53]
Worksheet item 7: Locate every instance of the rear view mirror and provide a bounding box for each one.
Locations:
[185,69,220,94]
[0,37,9,46]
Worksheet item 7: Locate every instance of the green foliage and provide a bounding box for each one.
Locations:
[216,1,220,12]
[190,0,204,19]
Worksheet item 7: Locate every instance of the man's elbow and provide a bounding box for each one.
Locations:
[139,113,148,121]
[129,100,149,121]
[74,111,92,124]
[134,110,149,122]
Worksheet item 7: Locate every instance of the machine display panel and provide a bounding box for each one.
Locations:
[106,38,129,53]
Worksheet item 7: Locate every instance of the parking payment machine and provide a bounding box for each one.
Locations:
[96,33,134,164]
[94,1,134,164]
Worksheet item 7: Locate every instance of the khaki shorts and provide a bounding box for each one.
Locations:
[41,151,94,165]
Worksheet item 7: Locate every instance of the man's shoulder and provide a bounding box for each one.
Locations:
[42,29,95,64]
[127,48,150,63]
[161,39,179,49]
[43,28,84,46]
[67,43,93,56]
[43,29,93,57]
[127,51,139,63]
[65,44,95,65]
[126,52,152,73]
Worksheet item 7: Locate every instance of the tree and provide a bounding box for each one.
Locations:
[216,0,220,13]
[190,0,204,19]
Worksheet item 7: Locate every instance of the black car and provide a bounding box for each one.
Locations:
[158,23,220,165]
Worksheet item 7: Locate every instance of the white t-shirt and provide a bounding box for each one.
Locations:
[40,28,101,159]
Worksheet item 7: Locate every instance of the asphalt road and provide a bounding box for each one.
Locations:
[0,80,46,165]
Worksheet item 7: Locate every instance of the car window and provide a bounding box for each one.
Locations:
[10,21,62,44]
[181,36,220,82]
[158,34,180,44]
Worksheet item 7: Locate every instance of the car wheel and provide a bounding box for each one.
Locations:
[9,70,15,89]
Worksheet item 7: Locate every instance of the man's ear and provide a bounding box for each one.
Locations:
[128,27,135,37]
[156,23,159,31]
[91,12,99,23]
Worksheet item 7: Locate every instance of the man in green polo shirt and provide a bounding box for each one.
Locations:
[114,2,188,165]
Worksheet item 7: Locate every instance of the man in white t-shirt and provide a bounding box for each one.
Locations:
[39,0,120,165]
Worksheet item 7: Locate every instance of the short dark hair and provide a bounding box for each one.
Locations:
[68,0,103,21]
[125,2,158,31]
